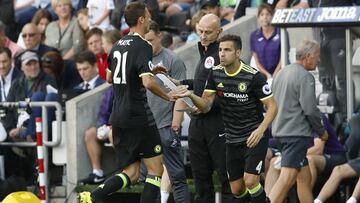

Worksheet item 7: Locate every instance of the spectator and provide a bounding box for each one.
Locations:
[0,0,17,41]
[186,10,206,43]
[308,113,347,188]
[45,0,84,60]
[0,47,22,102]
[18,9,53,48]
[41,51,81,90]
[85,28,108,80]
[0,21,23,58]
[265,113,347,194]
[275,0,310,8]
[250,3,281,81]
[101,29,122,54]
[3,50,57,141]
[86,0,115,31]
[145,21,190,203]
[269,39,328,203]
[14,0,39,28]
[77,8,89,34]
[314,113,360,203]
[74,50,105,90]
[160,0,194,17]
[201,0,229,26]
[20,23,58,58]
[79,87,113,185]
[160,31,174,49]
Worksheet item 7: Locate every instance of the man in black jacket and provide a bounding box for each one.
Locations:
[174,14,232,203]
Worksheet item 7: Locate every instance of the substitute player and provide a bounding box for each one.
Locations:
[173,34,277,203]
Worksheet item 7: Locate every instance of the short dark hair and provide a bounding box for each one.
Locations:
[218,34,242,50]
[0,47,12,59]
[85,27,103,41]
[149,21,160,35]
[257,3,274,17]
[124,2,147,27]
[74,50,97,65]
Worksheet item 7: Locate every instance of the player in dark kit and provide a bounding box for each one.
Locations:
[79,2,174,203]
[173,34,277,203]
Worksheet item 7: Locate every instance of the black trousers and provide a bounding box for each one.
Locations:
[188,113,232,203]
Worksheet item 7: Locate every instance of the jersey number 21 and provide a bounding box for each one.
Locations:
[113,51,128,84]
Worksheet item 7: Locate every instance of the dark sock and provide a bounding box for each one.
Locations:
[141,174,161,203]
[249,183,266,203]
[234,188,251,203]
[91,173,130,201]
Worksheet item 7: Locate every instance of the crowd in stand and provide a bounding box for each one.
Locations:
[0,0,360,202]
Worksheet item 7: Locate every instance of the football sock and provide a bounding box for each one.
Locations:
[141,174,161,203]
[234,188,251,202]
[90,172,130,201]
[248,183,266,203]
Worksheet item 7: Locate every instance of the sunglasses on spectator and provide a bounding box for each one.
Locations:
[41,56,54,65]
[22,33,37,38]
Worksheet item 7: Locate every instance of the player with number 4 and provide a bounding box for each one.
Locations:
[173,34,277,203]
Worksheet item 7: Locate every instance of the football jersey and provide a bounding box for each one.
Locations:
[108,32,156,128]
[205,61,273,144]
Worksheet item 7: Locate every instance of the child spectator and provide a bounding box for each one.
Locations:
[77,8,89,34]
[186,10,206,43]
[250,3,281,82]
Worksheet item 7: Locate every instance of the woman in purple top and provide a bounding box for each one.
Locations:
[250,3,281,80]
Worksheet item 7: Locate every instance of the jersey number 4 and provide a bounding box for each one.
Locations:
[113,51,128,84]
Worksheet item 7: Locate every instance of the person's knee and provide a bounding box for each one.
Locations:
[230,180,246,196]
[123,163,140,183]
[84,127,97,143]
[331,165,345,179]
[145,156,164,176]
[244,174,260,190]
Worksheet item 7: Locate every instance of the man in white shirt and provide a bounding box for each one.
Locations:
[0,47,22,102]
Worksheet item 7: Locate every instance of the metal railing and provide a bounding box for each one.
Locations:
[0,101,63,203]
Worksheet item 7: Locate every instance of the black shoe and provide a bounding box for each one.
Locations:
[79,173,105,185]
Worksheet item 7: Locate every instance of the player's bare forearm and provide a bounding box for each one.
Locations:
[190,91,215,113]
[142,75,172,101]
[258,96,278,133]
[172,99,186,133]
[95,9,111,25]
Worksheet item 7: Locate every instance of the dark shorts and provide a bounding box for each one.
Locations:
[226,136,268,181]
[112,125,162,169]
[323,152,347,175]
[348,157,360,175]
[276,137,311,169]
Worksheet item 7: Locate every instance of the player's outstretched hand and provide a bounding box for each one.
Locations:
[172,85,191,99]
[247,128,264,148]
[152,65,168,75]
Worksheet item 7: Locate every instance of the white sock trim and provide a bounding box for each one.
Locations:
[160,190,170,203]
